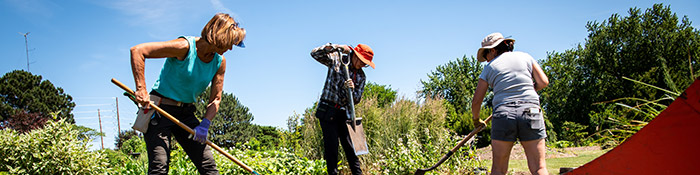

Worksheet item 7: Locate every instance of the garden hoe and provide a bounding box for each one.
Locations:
[333,49,369,156]
[111,78,260,175]
[414,115,492,175]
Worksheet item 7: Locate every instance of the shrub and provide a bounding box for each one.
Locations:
[0,118,109,174]
[560,121,590,146]
[0,111,49,133]
[119,135,146,155]
[115,130,139,149]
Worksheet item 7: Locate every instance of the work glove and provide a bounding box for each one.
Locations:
[473,118,486,129]
[192,118,211,144]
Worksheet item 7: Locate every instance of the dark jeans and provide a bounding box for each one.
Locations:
[144,104,218,175]
[316,102,362,175]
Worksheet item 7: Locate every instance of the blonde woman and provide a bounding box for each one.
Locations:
[130,13,245,174]
[471,33,549,175]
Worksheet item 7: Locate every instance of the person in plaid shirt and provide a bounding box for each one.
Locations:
[311,43,375,175]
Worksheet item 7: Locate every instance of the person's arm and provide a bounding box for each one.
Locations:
[204,57,226,121]
[192,56,226,144]
[531,61,549,91]
[130,38,189,106]
[310,43,351,67]
[472,79,489,127]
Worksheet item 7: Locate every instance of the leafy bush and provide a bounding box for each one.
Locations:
[560,121,589,146]
[0,118,109,174]
[105,148,148,175]
[115,130,139,149]
[109,142,326,175]
[0,111,48,133]
[119,135,146,155]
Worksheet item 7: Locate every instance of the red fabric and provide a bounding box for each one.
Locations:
[566,79,700,174]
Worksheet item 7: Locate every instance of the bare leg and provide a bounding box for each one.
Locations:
[521,138,548,175]
[491,140,515,175]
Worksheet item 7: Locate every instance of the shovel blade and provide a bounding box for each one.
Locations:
[414,168,429,175]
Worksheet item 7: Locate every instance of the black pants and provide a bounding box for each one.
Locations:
[317,102,362,175]
[144,103,218,175]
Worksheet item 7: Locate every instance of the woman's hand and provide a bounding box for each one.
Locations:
[473,118,486,128]
[344,79,355,89]
[134,88,151,108]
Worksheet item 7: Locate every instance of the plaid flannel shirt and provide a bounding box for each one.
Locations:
[311,43,366,107]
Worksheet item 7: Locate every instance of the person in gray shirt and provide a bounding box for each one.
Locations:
[471,32,550,175]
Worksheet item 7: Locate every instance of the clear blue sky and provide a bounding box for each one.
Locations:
[1,0,698,150]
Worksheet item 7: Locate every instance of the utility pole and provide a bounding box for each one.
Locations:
[98,109,104,150]
[19,32,30,71]
[116,97,121,133]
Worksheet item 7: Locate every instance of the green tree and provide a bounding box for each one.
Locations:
[248,125,281,150]
[420,55,484,114]
[363,82,397,108]
[0,70,75,123]
[419,55,494,146]
[195,87,256,148]
[540,4,700,140]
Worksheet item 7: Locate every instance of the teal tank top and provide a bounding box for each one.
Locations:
[152,36,222,103]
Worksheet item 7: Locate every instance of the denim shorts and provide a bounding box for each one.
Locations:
[491,101,547,142]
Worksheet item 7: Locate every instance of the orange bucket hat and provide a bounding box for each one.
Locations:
[353,44,375,69]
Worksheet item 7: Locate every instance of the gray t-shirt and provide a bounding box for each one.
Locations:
[479,51,540,108]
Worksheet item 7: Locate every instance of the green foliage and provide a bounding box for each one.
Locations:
[195,87,256,148]
[108,143,326,175]
[0,118,109,174]
[590,76,680,148]
[0,111,48,133]
[539,3,700,142]
[420,55,485,114]
[284,95,487,174]
[119,134,147,155]
[419,55,496,147]
[115,130,139,149]
[0,70,75,122]
[250,125,282,150]
[283,103,325,160]
[560,121,589,146]
[363,82,397,108]
[104,148,148,175]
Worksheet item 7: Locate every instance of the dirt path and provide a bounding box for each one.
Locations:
[475,145,601,160]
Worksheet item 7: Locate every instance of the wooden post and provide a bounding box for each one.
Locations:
[116,97,121,133]
[98,109,104,150]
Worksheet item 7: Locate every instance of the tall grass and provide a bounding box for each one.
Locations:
[286,95,488,174]
[590,75,686,147]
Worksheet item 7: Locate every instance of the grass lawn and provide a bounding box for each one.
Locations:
[481,147,608,174]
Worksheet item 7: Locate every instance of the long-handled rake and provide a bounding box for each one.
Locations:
[414,115,492,175]
[111,78,260,175]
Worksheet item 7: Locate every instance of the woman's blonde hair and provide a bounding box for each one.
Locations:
[201,13,246,49]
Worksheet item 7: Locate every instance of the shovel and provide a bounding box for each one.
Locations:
[414,115,492,175]
[337,48,358,129]
[111,78,260,175]
[329,48,369,155]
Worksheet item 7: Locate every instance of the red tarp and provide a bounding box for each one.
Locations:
[565,79,700,174]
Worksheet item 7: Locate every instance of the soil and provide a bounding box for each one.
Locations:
[475,145,601,161]
[474,145,602,174]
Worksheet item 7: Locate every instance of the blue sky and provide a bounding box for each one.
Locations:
[1,0,698,149]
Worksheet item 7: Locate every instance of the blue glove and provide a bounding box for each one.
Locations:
[193,118,211,144]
